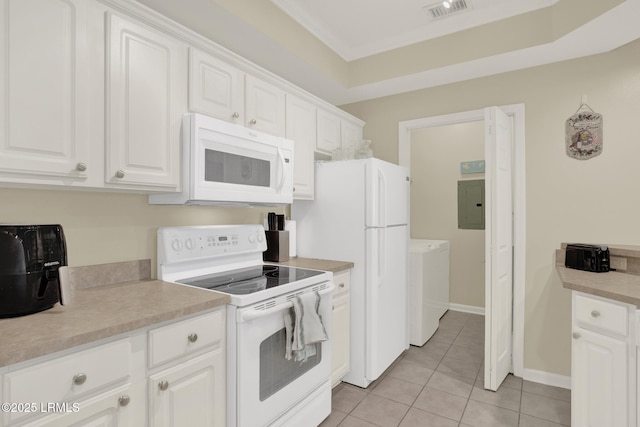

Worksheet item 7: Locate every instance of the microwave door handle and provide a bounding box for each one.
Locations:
[239,284,335,322]
[277,148,286,191]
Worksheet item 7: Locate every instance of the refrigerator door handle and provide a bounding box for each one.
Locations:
[378,169,387,227]
[378,229,385,285]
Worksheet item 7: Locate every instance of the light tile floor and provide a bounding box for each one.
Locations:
[320,311,571,427]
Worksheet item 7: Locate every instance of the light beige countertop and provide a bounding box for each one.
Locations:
[557,244,640,306]
[0,261,229,368]
[275,257,354,273]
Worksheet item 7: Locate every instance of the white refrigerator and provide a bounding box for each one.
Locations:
[292,158,410,388]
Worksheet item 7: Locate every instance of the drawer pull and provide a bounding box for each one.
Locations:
[73,373,87,385]
[118,395,130,407]
[572,332,581,339]
[188,333,198,343]
[159,381,169,391]
[339,283,345,288]
[591,310,601,318]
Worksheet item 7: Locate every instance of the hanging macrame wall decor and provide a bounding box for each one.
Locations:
[565,96,603,160]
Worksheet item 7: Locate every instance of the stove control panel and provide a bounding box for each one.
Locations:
[158,224,267,264]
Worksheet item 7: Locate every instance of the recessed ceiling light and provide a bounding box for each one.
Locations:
[443,1,451,8]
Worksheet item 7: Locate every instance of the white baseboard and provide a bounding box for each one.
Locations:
[522,368,571,390]
[449,303,485,316]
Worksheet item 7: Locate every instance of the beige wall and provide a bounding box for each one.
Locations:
[410,122,485,309]
[0,188,286,276]
[340,39,640,376]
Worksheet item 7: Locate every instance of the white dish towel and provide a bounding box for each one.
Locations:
[284,291,328,363]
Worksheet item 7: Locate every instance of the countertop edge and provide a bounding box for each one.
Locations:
[0,280,230,368]
[557,265,640,306]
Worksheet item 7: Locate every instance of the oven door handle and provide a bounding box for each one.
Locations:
[239,284,335,323]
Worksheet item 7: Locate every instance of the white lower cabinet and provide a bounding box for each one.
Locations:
[22,382,146,427]
[147,309,226,427]
[149,350,224,427]
[331,269,351,387]
[571,291,636,427]
[1,308,225,427]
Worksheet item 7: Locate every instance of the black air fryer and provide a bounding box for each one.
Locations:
[0,224,67,317]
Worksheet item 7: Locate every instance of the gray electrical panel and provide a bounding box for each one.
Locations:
[458,179,485,230]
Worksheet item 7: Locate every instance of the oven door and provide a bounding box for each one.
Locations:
[231,283,333,427]
[190,114,293,205]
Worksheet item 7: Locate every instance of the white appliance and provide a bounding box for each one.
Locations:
[150,113,294,207]
[292,158,410,388]
[409,239,450,346]
[157,225,333,427]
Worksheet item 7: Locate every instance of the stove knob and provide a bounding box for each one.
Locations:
[171,239,183,252]
[257,233,264,243]
[248,233,256,243]
[184,238,195,250]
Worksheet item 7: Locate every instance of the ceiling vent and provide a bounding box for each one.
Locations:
[424,0,471,20]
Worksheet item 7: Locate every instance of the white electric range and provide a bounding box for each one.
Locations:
[157,224,334,427]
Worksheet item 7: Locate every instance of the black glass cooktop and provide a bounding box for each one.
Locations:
[177,265,324,295]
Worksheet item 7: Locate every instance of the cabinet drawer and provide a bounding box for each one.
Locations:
[4,339,131,424]
[333,270,351,298]
[148,309,224,368]
[574,293,629,336]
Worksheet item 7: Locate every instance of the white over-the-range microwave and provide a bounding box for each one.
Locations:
[149,113,294,206]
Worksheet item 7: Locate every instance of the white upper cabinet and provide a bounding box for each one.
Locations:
[342,120,363,153]
[245,75,286,137]
[316,109,342,154]
[285,95,316,200]
[106,13,185,190]
[0,0,95,184]
[188,47,244,124]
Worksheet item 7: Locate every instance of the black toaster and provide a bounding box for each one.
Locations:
[565,243,610,273]
[0,224,68,317]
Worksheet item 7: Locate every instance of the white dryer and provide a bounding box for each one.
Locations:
[409,239,450,346]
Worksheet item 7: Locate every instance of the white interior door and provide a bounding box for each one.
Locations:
[484,106,513,391]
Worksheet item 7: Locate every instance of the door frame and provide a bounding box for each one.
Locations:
[398,103,525,378]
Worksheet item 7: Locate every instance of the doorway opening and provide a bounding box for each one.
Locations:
[398,104,526,386]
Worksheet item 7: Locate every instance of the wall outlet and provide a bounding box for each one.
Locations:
[610,256,627,271]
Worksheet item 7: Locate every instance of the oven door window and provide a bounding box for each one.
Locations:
[204,149,270,187]
[259,328,321,401]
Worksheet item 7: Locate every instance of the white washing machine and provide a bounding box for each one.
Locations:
[409,239,450,346]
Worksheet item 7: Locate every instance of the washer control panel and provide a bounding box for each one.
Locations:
[158,224,266,263]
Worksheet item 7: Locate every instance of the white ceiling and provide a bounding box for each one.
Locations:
[271,0,559,60]
[137,0,640,104]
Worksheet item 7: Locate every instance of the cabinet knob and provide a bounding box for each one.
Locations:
[249,119,257,125]
[115,170,125,179]
[591,310,601,318]
[572,332,581,339]
[232,112,240,119]
[118,395,130,407]
[158,381,169,391]
[339,283,345,288]
[73,373,87,385]
[188,333,198,343]
[76,162,87,172]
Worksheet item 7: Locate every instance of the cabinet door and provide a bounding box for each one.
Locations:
[22,382,145,427]
[341,120,363,152]
[331,292,350,387]
[189,47,244,124]
[331,270,351,387]
[245,75,285,136]
[572,327,629,427]
[149,350,225,427]
[0,0,92,183]
[286,95,316,200]
[106,13,185,190]
[316,110,342,154]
